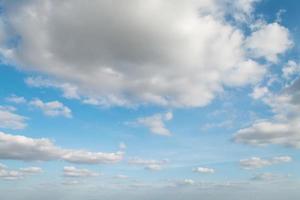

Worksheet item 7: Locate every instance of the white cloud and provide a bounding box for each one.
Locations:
[29,98,72,118]
[171,179,196,187]
[0,164,42,180]
[240,156,292,170]
[25,77,80,99]
[193,167,215,174]
[234,78,300,148]
[63,166,100,177]
[0,0,272,107]
[137,112,173,136]
[282,60,300,80]
[0,131,124,164]
[128,158,168,171]
[0,106,27,130]
[245,23,292,63]
[250,86,269,100]
[19,167,43,174]
[6,95,27,104]
[251,173,286,181]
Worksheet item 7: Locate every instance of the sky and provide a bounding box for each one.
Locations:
[0,0,299,199]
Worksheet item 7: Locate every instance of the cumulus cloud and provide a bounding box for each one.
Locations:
[193,167,215,174]
[234,78,300,148]
[245,23,292,63]
[240,156,292,170]
[0,106,27,130]
[137,112,173,136]
[29,98,72,118]
[0,131,124,164]
[128,158,168,171]
[0,164,42,180]
[63,166,100,178]
[0,0,275,107]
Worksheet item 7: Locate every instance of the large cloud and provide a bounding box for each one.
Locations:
[0,0,276,107]
[0,132,124,164]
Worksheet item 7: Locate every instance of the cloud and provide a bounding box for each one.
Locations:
[0,106,27,130]
[25,77,80,99]
[251,173,287,182]
[0,163,42,180]
[250,86,269,100]
[128,158,168,171]
[29,99,72,118]
[0,0,273,107]
[6,95,27,104]
[240,156,292,170]
[137,112,173,136]
[193,167,215,174]
[245,23,292,63]
[282,60,300,80]
[0,131,124,164]
[63,166,100,178]
[234,78,300,148]
[177,179,195,186]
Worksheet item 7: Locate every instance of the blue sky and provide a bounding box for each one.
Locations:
[0,0,299,200]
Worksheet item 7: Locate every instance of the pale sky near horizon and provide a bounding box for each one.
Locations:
[0,0,299,199]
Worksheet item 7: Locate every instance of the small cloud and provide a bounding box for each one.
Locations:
[29,98,72,118]
[128,157,168,171]
[6,95,27,104]
[136,112,173,136]
[63,166,100,178]
[193,167,215,174]
[0,106,27,130]
[240,156,292,170]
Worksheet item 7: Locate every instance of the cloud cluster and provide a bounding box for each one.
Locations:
[240,156,292,170]
[0,0,290,107]
[0,131,124,164]
[234,78,300,148]
[0,164,42,180]
[128,158,168,171]
[0,106,27,130]
[137,112,173,136]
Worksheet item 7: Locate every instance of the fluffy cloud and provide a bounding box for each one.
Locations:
[0,131,124,164]
[137,112,173,136]
[63,166,100,177]
[128,158,168,171]
[240,156,292,170]
[193,167,215,174]
[0,164,42,180]
[29,99,72,118]
[245,23,292,63]
[0,0,275,107]
[0,106,27,130]
[234,78,300,148]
